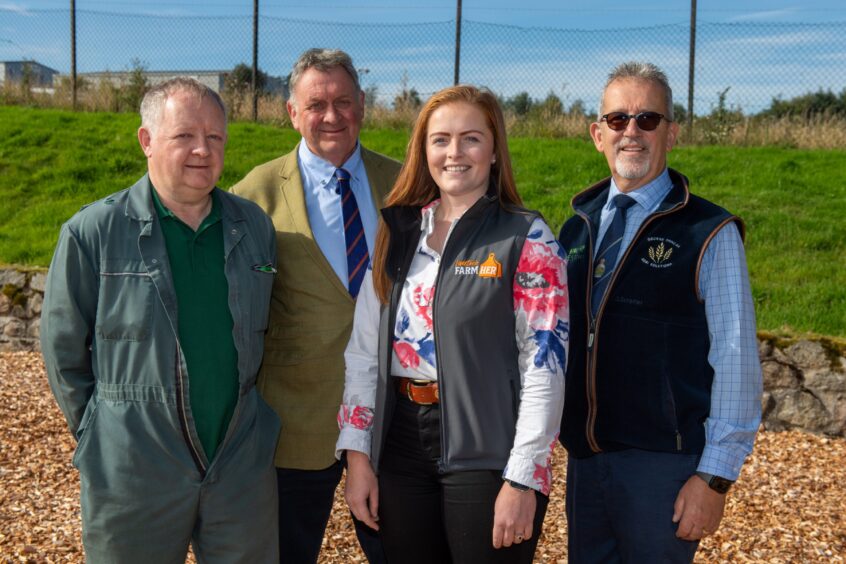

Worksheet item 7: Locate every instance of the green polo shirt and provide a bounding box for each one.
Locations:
[152,187,238,461]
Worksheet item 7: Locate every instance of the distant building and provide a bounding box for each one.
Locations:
[265,75,289,98]
[75,69,289,98]
[78,69,228,93]
[0,60,59,89]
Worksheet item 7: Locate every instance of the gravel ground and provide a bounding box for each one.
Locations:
[1,351,844,563]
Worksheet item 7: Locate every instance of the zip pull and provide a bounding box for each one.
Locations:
[587,319,596,350]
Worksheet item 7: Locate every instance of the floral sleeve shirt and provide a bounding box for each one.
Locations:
[337,200,568,494]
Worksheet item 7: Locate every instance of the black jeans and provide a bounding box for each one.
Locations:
[377,395,548,564]
[277,461,385,563]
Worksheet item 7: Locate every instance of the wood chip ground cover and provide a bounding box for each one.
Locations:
[1,351,843,563]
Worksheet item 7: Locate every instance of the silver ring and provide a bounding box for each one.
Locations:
[515,534,524,542]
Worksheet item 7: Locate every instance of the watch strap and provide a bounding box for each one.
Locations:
[505,479,532,492]
[696,471,734,494]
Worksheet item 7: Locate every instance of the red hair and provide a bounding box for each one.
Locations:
[372,85,522,303]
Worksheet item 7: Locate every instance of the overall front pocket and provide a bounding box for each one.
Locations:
[96,259,154,341]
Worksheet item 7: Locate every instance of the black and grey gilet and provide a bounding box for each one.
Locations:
[370,191,539,473]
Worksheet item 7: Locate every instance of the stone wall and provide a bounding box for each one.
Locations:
[0,267,44,352]
[759,338,846,437]
[1,266,845,437]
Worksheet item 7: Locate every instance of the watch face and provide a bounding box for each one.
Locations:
[710,476,733,494]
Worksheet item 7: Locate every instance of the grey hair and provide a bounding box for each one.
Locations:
[288,48,360,104]
[597,61,674,121]
[140,77,227,133]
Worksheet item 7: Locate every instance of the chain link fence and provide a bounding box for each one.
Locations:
[1,8,845,117]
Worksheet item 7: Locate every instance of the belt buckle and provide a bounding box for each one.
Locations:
[407,379,435,405]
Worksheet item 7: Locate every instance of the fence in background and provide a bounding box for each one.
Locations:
[1,7,845,119]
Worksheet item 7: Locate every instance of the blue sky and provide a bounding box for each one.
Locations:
[3,1,844,26]
[2,1,845,114]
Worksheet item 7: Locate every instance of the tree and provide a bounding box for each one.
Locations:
[225,63,268,95]
[762,89,846,120]
[698,87,744,143]
[364,84,379,108]
[393,71,421,111]
[567,99,588,118]
[504,92,533,116]
[224,63,269,117]
[672,103,688,124]
[121,58,149,112]
[19,61,34,104]
[538,91,564,115]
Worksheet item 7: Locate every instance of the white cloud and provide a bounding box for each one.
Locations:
[136,8,196,18]
[0,3,31,16]
[711,30,822,49]
[727,9,797,23]
[393,44,450,57]
[814,51,846,62]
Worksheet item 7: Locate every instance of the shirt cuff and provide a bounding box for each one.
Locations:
[336,404,375,460]
[335,426,372,461]
[503,453,554,495]
[696,443,749,481]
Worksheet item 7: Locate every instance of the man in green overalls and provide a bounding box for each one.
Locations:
[41,77,280,563]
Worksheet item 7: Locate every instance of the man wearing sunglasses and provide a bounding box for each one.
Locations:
[558,62,762,562]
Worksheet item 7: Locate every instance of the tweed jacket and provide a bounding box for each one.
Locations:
[231,143,401,469]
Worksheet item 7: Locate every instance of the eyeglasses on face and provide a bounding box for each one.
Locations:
[600,111,669,132]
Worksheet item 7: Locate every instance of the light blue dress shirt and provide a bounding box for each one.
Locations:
[595,169,763,481]
[298,141,379,290]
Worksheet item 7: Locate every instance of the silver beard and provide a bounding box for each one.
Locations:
[614,138,651,179]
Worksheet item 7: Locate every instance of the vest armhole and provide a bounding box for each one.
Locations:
[694,215,743,303]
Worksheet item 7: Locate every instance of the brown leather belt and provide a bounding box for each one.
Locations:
[395,376,439,405]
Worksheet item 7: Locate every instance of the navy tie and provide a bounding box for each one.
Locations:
[335,168,369,299]
[591,194,636,316]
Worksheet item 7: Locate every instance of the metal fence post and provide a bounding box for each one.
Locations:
[454,0,462,85]
[687,0,697,135]
[70,0,77,110]
[252,0,259,122]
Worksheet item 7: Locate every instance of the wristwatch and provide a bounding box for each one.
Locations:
[505,479,532,492]
[695,471,734,494]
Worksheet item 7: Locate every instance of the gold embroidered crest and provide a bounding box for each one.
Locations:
[647,242,673,264]
[641,237,680,269]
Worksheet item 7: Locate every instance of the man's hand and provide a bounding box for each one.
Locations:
[672,475,727,540]
[492,482,536,549]
[344,450,380,530]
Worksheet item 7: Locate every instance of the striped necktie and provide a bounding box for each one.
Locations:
[591,194,636,316]
[335,168,369,299]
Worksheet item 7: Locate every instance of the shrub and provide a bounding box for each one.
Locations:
[762,89,846,120]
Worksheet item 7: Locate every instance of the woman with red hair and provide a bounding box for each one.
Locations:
[335,85,568,563]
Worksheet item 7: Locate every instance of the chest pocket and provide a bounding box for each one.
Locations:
[96,259,154,341]
[243,254,274,332]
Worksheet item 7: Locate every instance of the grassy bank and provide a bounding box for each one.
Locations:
[1,105,843,337]
[7,85,846,150]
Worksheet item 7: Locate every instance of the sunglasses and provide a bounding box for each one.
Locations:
[600,111,669,132]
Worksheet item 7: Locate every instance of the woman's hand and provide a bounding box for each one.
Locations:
[344,450,380,530]
[492,481,536,548]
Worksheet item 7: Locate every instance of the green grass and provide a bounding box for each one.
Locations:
[1,105,844,337]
